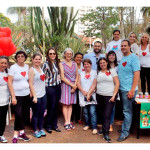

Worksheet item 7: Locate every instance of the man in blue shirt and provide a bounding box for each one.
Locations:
[83,41,105,70]
[117,40,140,142]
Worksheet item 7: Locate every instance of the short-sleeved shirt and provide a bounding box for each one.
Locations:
[79,70,97,107]
[8,63,30,96]
[106,39,123,63]
[83,52,105,70]
[118,53,140,91]
[96,68,118,96]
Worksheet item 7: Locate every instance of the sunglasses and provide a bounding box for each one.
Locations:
[49,53,56,55]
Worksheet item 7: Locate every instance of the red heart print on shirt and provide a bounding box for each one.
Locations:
[85,74,90,79]
[82,69,85,71]
[21,71,26,77]
[122,62,127,67]
[3,77,8,82]
[40,74,46,81]
[113,45,118,49]
[142,52,147,56]
[105,72,111,76]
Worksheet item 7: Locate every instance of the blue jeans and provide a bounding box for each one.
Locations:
[83,104,97,129]
[31,94,47,132]
[119,90,137,137]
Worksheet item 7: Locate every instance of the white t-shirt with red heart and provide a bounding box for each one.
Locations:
[106,39,123,63]
[96,68,118,96]
[8,63,30,96]
[139,44,150,67]
[0,71,9,106]
[32,67,46,98]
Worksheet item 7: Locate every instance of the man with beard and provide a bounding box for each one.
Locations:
[83,41,105,70]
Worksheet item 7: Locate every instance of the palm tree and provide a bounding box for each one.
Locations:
[141,7,150,17]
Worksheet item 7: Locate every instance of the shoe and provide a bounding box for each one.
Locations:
[64,124,71,131]
[38,130,46,136]
[103,135,111,143]
[97,130,103,135]
[83,126,89,131]
[117,135,128,142]
[92,129,97,135]
[46,128,52,134]
[77,120,83,124]
[0,135,8,143]
[18,133,30,141]
[12,137,18,143]
[33,131,41,138]
[109,125,113,132]
[69,124,75,129]
[52,128,61,132]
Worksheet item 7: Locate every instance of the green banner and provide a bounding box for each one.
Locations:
[140,103,150,129]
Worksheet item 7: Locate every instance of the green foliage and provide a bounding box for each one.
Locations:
[0,13,12,27]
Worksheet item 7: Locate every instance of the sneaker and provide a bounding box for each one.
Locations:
[12,137,18,143]
[69,124,75,129]
[92,129,97,135]
[64,124,71,131]
[117,135,128,142]
[38,130,46,136]
[18,133,30,141]
[77,120,83,124]
[83,126,89,131]
[0,135,8,143]
[103,135,111,143]
[97,130,103,135]
[33,131,41,138]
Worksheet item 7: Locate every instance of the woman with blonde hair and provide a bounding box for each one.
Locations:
[60,48,78,130]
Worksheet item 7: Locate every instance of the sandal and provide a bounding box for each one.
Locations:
[69,123,75,129]
[64,124,71,130]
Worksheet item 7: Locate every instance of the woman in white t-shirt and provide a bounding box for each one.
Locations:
[0,56,9,143]
[139,33,150,94]
[96,57,119,143]
[29,53,47,138]
[77,59,97,135]
[8,51,30,143]
[106,29,122,63]
[128,32,139,55]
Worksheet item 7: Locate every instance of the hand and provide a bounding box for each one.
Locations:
[33,97,37,103]
[12,96,17,105]
[71,83,77,90]
[128,89,135,99]
[71,88,75,93]
[109,95,115,102]
[82,90,87,97]
[30,92,33,98]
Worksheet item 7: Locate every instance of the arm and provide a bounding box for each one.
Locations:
[128,71,140,99]
[77,74,87,96]
[28,68,37,103]
[109,76,120,102]
[8,75,17,105]
[60,62,77,90]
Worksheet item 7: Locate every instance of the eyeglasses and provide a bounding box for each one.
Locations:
[17,55,25,58]
[49,53,56,55]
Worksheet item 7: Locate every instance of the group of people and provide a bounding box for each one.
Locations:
[0,29,149,143]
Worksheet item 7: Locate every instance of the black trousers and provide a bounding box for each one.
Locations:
[71,89,82,122]
[0,105,8,136]
[14,95,30,131]
[96,94,115,135]
[140,67,150,94]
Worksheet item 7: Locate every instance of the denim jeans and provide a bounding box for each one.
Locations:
[119,90,137,137]
[110,103,116,125]
[83,104,97,129]
[31,94,47,132]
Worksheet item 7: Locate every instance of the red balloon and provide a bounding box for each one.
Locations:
[0,32,7,38]
[0,37,12,49]
[0,48,3,56]
[0,27,11,37]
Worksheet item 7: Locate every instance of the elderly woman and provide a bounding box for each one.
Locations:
[106,29,122,64]
[139,33,150,94]
[0,56,9,143]
[77,59,97,135]
[128,32,139,55]
[29,53,47,138]
[96,58,119,143]
[60,48,78,130]
[8,51,30,143]
[42,47,61,133]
